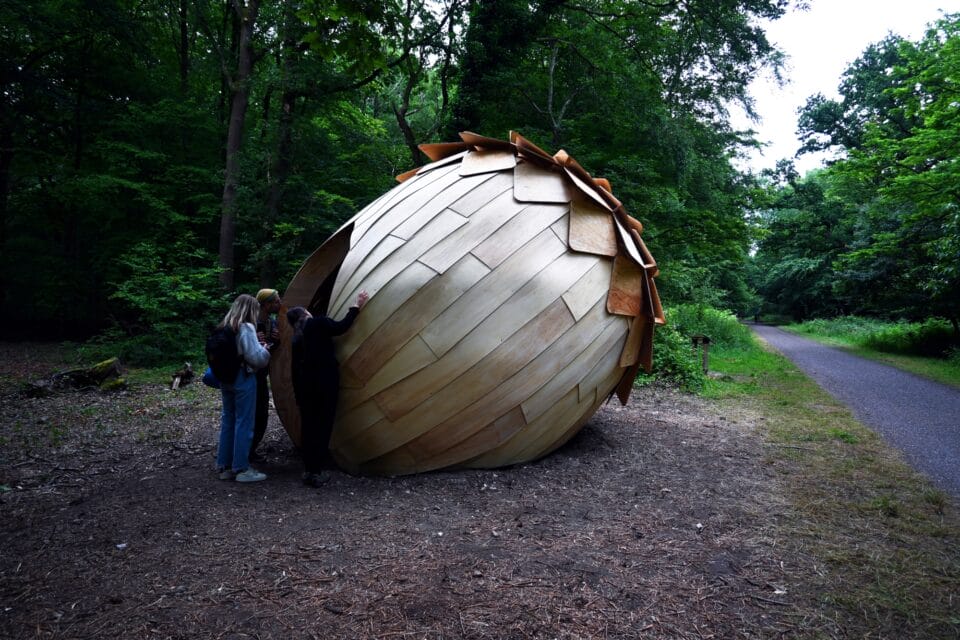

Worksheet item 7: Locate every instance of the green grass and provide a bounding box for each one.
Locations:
[784,316,960,389]
[704,333,960,637]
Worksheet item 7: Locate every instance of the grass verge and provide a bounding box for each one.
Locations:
[783,320,960,390]
[704,339,960,637]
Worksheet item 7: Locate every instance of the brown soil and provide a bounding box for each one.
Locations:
[0,344,816,639]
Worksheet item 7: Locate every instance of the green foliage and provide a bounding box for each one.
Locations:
[759,14,960,325]
[668,303,754,350]
[791,316,960,359]
[102,241,227,366]
[638,321,705,391]
[3,0,790,353]
[860,318,958,358]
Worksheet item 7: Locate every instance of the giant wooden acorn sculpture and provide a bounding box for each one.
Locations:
[270,132,665,475]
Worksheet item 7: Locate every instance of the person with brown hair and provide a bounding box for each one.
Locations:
[286,291,368,487]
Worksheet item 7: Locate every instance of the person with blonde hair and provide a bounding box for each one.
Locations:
[216,293,271,482]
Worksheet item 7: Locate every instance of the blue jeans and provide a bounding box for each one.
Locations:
[217,368,257,472]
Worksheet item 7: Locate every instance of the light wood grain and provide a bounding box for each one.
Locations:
[337,334,437,414]
[331,209,468,315]
[466,386,587,467]
[448,171,514,217]
[569,198,617,257]
[514,386,598,462]
[338,299,576,463]
[375,247,598,420]
[329,235,406,314]
[459,149,517,176]
[579,331,628,402]
[561,259,613,322]
[335,260,437,369]
[351,162,461,247]
[364,406,527,476]
[373,298,618,472]
[341,254,490,385]
[514,161,574,203]
[550,213,569,244]
[392,172,495,240]
[520,312,627,424]
[471,203,568,269]
[332,166,464,305]
[419,190,528,274]
[422,228,565,357]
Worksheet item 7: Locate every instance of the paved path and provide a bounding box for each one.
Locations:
[751,324,960,497]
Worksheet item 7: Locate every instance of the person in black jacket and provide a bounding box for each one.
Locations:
[287,290,368,487]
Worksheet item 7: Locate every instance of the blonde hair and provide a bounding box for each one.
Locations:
[221,294,260,332]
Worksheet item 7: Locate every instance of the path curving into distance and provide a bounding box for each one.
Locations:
[751,324,960,497]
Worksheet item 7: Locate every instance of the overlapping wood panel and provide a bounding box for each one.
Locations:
[274,132,664,475]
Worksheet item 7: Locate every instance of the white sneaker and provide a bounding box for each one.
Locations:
[218,469,235,481]
[235,468,267,483]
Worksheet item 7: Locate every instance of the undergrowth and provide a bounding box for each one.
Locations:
[785,316,960,388]
[639,304,753,391]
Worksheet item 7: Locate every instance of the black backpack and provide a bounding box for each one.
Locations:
[205,325,241,384]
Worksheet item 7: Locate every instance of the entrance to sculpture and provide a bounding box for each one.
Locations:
[270,222,355,446]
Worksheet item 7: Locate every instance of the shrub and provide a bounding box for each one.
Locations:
[860,318,958,358]
[668,304,754,350]
[638,320,705,391]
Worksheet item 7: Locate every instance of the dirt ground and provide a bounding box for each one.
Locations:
[0,344,823,639]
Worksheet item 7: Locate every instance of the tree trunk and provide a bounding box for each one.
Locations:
[393,65,424,167]
[178,0,189,94]
[218,0,260,291]
[260,91,295,286]
[0,125,11,251]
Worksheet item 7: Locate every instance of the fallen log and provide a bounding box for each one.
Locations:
[24,357,127,397]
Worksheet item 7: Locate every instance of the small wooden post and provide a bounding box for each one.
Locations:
[691,335,711,374]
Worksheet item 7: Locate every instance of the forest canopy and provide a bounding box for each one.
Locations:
[2,1,957,363]
[753,13,960,333]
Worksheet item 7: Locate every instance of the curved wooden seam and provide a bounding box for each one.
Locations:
[332,209,470,318]
[472,203,569,270]
[419,230,567,359]
[373,248,597,421]
[422,229,566,358]
[340,254,491,386]
[418,191,532,275]
[515,386,598,463]
[579,333,627,402]
[375,297,617,472]
[344,161,464,270]
[352,160,463,245]
[392,172,497,240]
[448,171,515,217]
[342,299,576,463]
[519,315,628,425]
